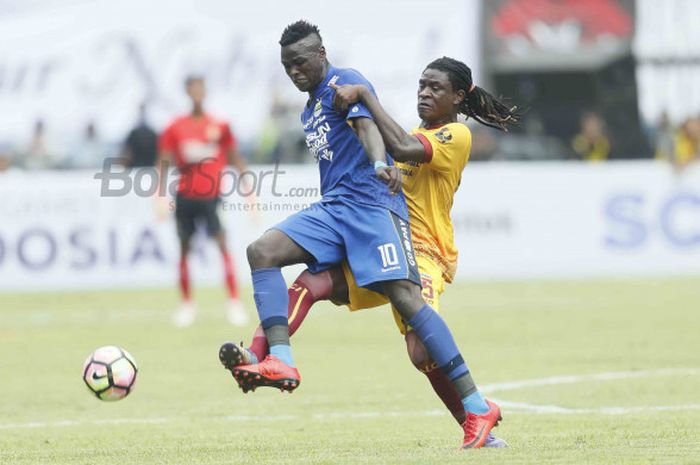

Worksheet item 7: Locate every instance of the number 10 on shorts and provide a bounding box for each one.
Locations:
[378,243,399,268]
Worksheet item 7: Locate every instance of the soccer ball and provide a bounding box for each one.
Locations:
[82,346,138,401]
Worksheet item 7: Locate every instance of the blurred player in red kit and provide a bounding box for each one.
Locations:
[159,75,250,327]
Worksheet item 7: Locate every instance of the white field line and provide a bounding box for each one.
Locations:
[2,369,699,430]
[0,418,170,430]
[481,368,700,394]
[495,401,700,415]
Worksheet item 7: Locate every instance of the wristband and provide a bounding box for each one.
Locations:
[374,160,388,170]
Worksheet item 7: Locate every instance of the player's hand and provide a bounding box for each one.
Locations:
[329,82,364,112]
[376,165,403,195]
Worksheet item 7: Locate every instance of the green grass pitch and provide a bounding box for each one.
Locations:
[1,278,699,464]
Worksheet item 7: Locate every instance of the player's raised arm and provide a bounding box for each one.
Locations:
[331,82,427,163]
[352,116,402,194]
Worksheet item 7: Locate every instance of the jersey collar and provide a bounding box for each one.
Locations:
[308,64,337,104]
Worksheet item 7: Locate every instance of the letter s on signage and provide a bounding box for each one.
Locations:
[603,194,646,248]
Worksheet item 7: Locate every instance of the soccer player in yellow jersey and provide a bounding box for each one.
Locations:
[220,56,519,448]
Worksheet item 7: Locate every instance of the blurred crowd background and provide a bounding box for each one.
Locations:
[0,0,698,172]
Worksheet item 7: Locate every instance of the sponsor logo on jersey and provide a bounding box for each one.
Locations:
[305,122,333,162]
[313,98,323,118]
[181,140,219,163]
[434,127,452,144]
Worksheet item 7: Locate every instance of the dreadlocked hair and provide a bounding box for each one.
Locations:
[425,57,521,132]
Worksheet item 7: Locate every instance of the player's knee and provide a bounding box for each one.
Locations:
[405,330,436,373]
[246,238,278,268]
[245,241,260,267]
[383,281,424,320]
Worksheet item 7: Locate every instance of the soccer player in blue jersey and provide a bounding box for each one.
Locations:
[221,20,501,448]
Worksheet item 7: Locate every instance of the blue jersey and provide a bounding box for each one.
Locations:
[300,65,408,219]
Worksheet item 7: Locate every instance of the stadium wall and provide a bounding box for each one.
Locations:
[1,161,699,292]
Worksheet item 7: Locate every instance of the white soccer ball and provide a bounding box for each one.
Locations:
[82,346,138,401]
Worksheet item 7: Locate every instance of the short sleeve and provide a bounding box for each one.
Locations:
[415,123,471,172]
[220,123,236,153]
[159,124,177,154]
[332,69,375,121]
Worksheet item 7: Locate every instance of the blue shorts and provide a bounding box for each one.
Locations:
[274,200,420,291]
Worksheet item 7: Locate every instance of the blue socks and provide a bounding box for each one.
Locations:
[462,391,489,415]
[270,344,295,368]
[252,268,295,367]
[409,304,488,414]
[408,304,469,381]
[252,268,289,326]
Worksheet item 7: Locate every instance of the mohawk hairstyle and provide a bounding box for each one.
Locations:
[279,20,322,46]
[425,56,522,131]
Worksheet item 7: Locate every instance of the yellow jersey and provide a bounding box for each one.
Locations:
[396,122,471,283]
[674,131,698,165]
[571,134,611,162]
